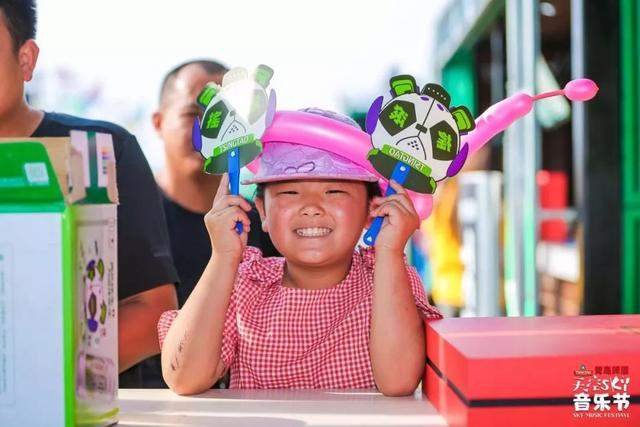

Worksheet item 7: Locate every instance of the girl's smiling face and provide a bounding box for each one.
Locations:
[255,179,370,268]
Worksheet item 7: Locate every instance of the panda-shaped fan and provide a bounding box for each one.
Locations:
[363,75,475,245]
[192,64,276,233]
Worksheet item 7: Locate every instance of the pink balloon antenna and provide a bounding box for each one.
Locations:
[464,78,599,154]
[534,78,599,102]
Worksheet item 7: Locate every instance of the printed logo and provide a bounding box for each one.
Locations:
[572,364,632,420]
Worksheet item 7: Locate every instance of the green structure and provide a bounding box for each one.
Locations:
[436,0,637,314]
[621,0,640,314]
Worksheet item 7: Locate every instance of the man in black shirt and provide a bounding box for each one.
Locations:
[141,59,278,388]
[0,1,179,387]
[153,59,279,306]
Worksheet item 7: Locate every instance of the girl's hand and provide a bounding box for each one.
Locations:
[204,173,252,259]
[369,180,420,253]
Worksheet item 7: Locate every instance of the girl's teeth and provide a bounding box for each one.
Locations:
[296,227,332,237]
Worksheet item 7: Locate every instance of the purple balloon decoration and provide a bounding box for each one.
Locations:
[365,96,384,135]
[447,143,469,177]
[192,117,202,152]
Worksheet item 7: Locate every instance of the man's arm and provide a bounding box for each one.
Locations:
[113,131,180,373]
[118,283,178,373]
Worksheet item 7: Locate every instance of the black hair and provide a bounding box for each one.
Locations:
[254,181,381,201]
[0,0,37,53]
[159,59,229,105]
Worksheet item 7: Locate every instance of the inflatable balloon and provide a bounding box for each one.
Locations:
[464,78,599,155]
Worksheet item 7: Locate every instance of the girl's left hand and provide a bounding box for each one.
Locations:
[369,180,420,252]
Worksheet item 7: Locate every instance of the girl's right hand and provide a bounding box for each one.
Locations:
[204,173,252,259]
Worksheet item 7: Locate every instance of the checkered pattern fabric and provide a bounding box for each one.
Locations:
[158,246,441,389]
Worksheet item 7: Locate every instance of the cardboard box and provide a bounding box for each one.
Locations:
[0,132,118,426]
[423,315,640,426]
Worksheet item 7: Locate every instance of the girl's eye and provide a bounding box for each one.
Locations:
[327,189,346,195]
[278,191,298,195]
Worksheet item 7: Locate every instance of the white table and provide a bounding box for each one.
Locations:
[118,389,447,427]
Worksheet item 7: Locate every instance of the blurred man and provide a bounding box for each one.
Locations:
[146,60,278,388]
[153,59,278,307]
[0,0,179,387]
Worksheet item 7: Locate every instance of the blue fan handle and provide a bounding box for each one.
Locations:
[228,148,243,235]
[363,161,410,246]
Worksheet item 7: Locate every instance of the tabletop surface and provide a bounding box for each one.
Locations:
[117,388,447,427]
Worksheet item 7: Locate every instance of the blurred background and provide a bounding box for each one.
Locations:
[26,0,639,317]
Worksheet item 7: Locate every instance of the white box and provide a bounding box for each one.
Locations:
[0,133,118,426]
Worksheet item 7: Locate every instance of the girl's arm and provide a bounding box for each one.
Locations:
[161,256,240,394]
[161,174,252,395]
[370,250,425,396]
[368,180,425,396]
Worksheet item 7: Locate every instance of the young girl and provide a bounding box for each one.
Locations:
[158,109,442,396]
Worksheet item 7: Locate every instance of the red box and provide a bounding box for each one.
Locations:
[537,170,569,242]
[423,315,640,426]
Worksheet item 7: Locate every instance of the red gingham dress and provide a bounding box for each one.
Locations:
[158,246,442,389]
